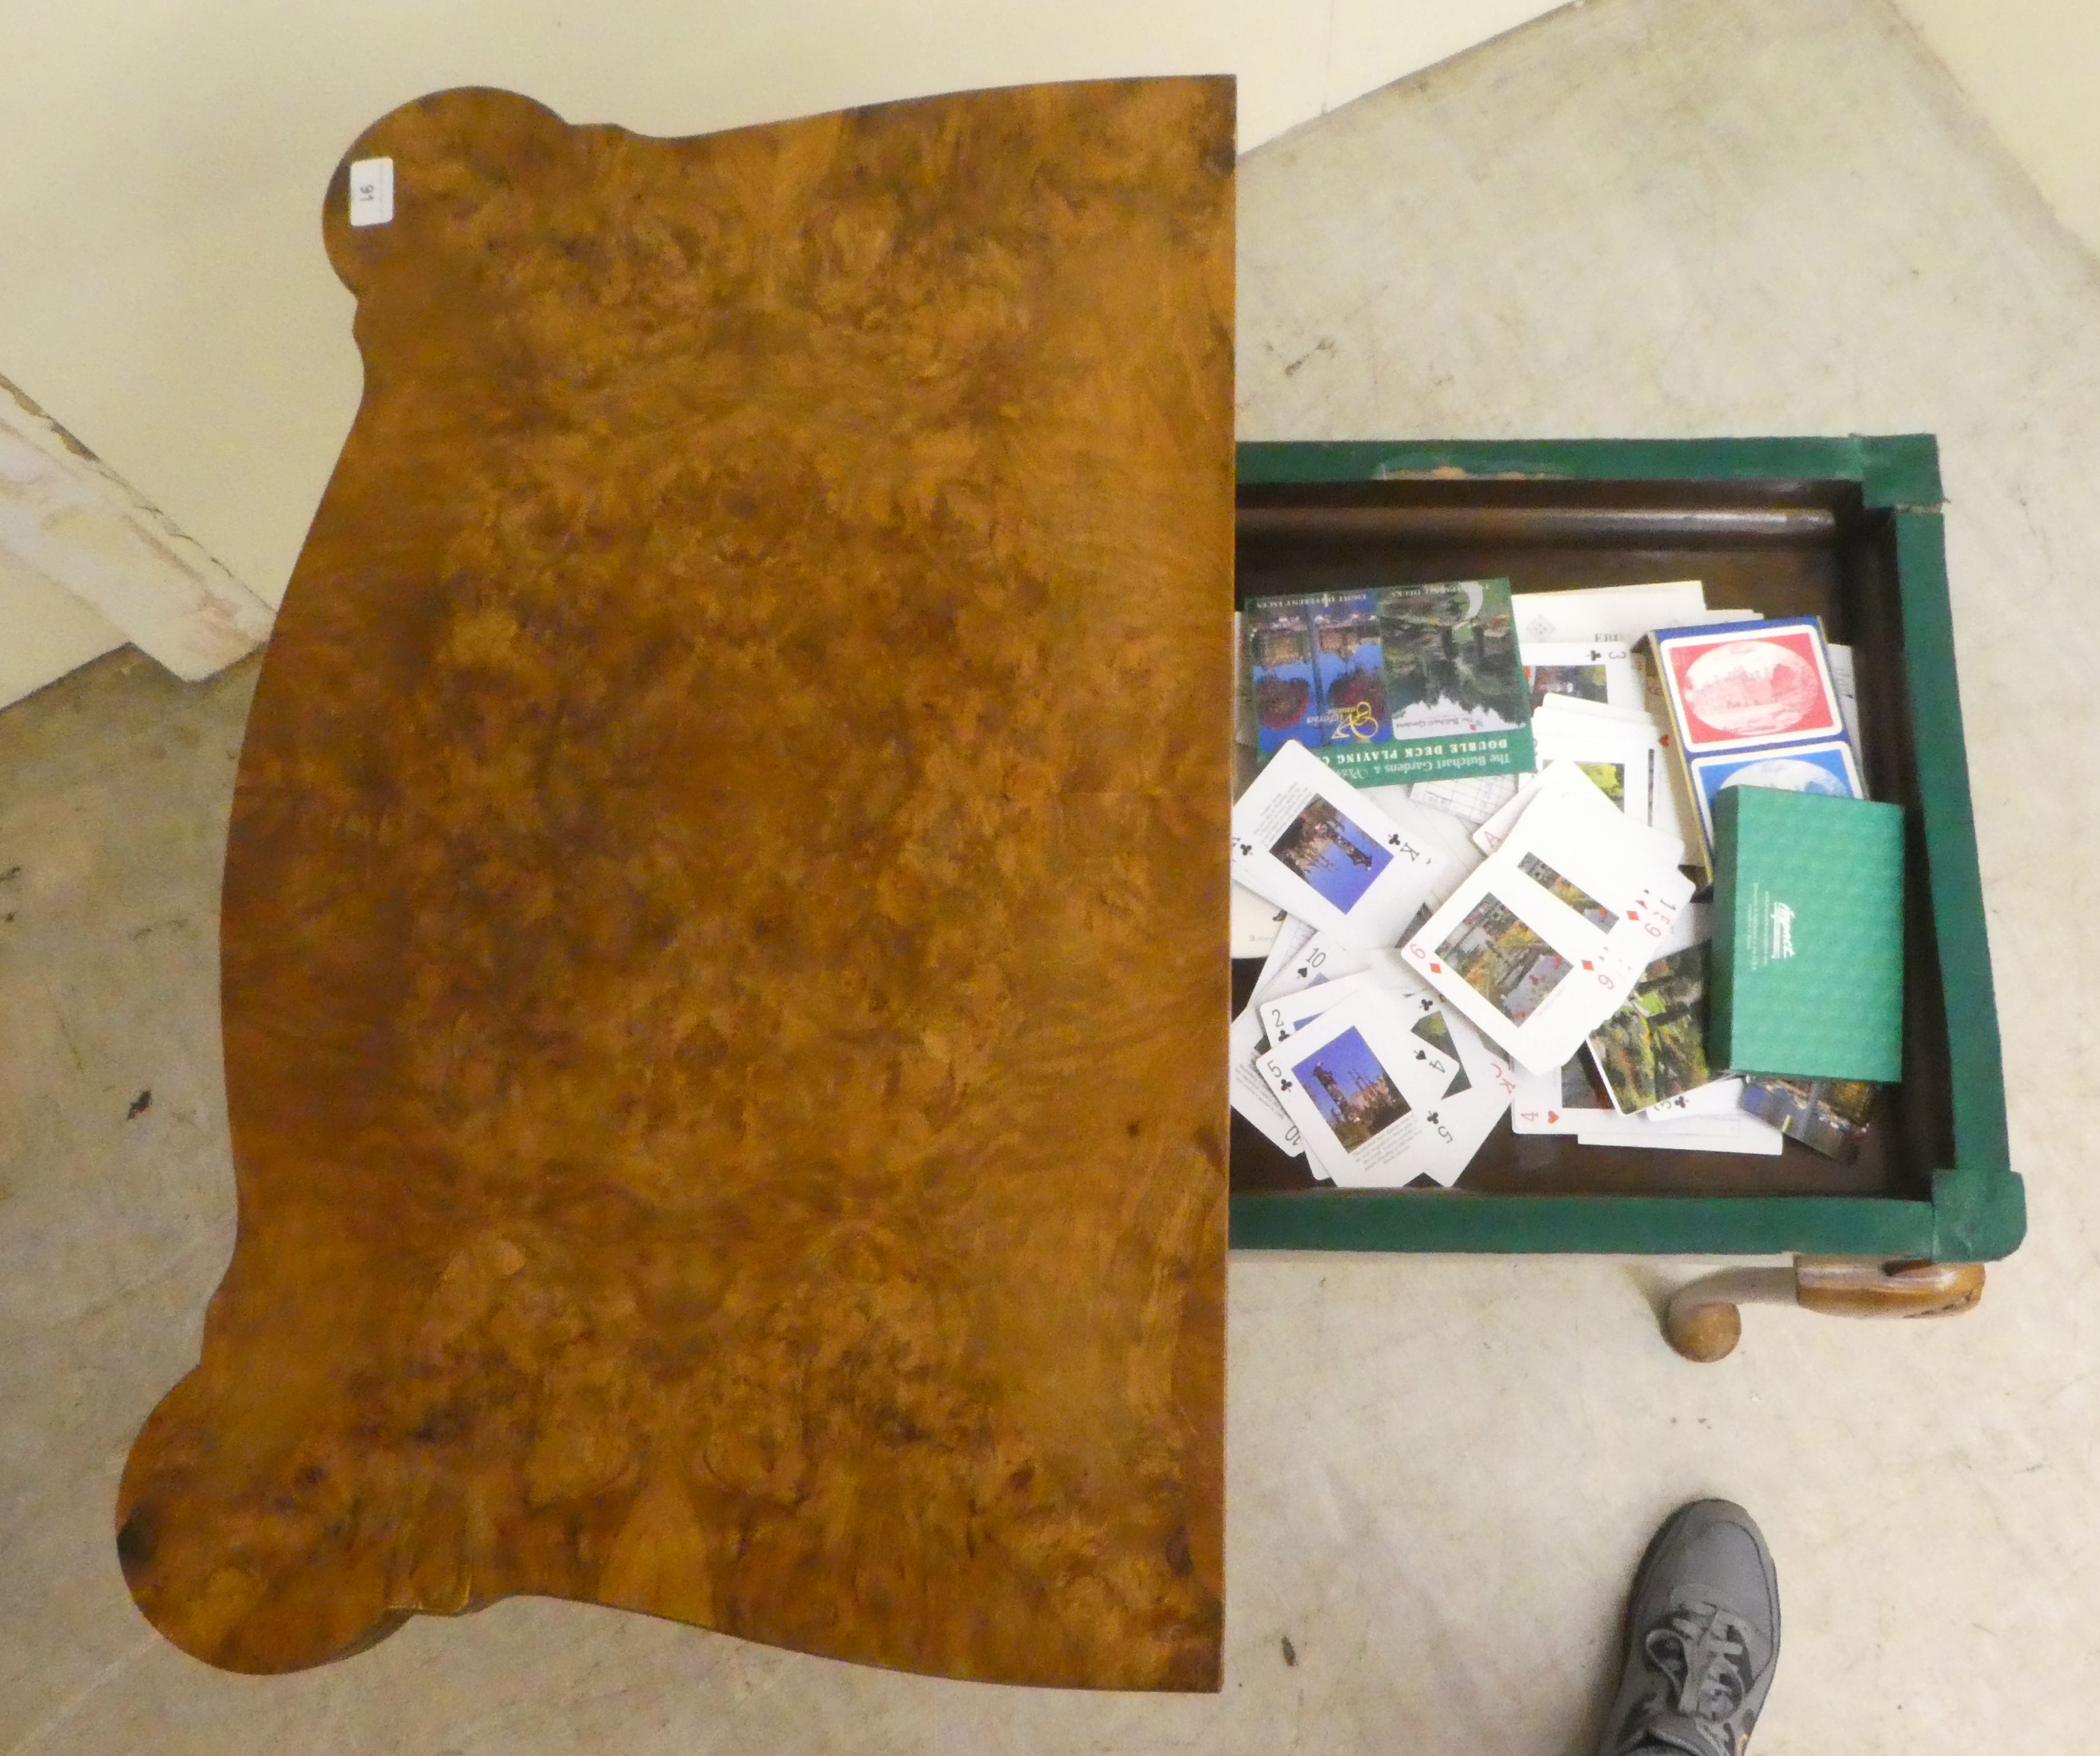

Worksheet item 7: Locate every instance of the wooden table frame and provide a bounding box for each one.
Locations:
[1225,437,2022,1356]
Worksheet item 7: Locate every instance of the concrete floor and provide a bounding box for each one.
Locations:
[6,0,2098,1749]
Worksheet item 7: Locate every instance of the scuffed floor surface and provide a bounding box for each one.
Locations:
[6,0,2099,1748]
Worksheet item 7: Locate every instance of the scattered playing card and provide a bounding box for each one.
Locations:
[1520,640,1643,712]
[1510,1051,1613,1135]
[1230,741,1449,949]
[1400,766,1697,1073]
[1510,581,1707,645]
[1230,880,1291,960]
[1574,1113,1785,1154]
[1408,772,1521,828]
[1391,985,1518,1185]
[1739,1075,1878,1161]
[1261,968,1388,1047]
[1640,1075,1752,1122]
[1256,990,1466,1186]
[1473,758,1684,865]
[1257,926,1373,1008]
[1586,942,1718,1116]
[1530,699,1657,832]
[1227,915,1317,1154]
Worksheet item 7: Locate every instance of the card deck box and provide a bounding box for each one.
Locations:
[1709,786,1905,1083]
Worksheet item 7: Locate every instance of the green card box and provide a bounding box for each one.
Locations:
[1710,788,1904,1082]
[1228,436,2022,1267]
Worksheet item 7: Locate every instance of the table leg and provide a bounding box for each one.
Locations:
[1663,1258,1985,1361]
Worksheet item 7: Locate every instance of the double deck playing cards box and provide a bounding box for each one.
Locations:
[1647,614,1865,872]
[1709,786,1904,1083]
[1244,579,1535,786]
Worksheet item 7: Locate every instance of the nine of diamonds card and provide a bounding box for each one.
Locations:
[1229,740,1447,949]
[1399,767,1696,1073]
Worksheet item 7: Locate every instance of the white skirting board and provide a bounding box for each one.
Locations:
[0,372,273,707]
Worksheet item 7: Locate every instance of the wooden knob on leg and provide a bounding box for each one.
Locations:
[1663,1267,1798,1362]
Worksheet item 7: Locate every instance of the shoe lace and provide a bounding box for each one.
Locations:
[1619,1598,1759,1756]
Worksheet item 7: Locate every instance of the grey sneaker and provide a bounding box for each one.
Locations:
[1597,1500,1780,1756]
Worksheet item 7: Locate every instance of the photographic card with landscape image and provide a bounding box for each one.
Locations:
[1243,579,1535,787]
[1229,740,1446,948]
[1257,991,1466,1188]
[1652,616,1845,756]
[1403,765,1696,1071]
[1688,739,1864,852]
[1520,641,1642,712]
[1586,942,1716,1115]
[1740,1076,1877,1162]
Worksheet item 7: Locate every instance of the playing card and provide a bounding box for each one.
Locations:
[1510,1048,1779,1151]
[1230,741,1448,949]
[1252,912,1318,1002]
[1364,783,1486,915]
[1230,881,1291,959]
[1255,990,1466,1186]
[1389,988,1519,1186]
[1473,759,1685,865]
[1256,926,1373,1007]
[1827,642,1866,787]
[1262,968,1388,1046]
[1399,766,1697,1073]
[1637,654,1697,850]
[1510,1051,1613,1134]
[1521,640,1643,712]
[1585,941,1716,1115]
[1408,772,1521,827]
[1511,582,1707,643]
[1227,915,1316,1154]
[1640,1075,1751,1122]
[1470,770,1543,856]
[1739,1075,1877,1162]
[1530,700,1656,831]
[1575,1109,1785,1155]
[1261,942,1448,1047]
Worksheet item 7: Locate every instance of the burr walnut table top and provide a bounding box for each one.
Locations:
[117,79,1235,1688]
